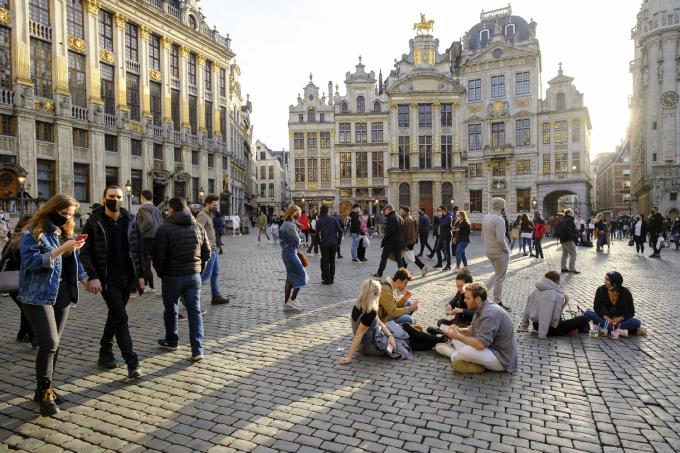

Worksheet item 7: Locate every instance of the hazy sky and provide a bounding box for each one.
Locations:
[201,0,641,158]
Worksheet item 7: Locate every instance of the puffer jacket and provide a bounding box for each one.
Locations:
[79,206,144,289]
[151,210,211,278]
[520,277,564,339]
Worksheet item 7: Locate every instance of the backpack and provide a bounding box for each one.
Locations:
[359,217,368,235]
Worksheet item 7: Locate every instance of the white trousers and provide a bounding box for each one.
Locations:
[435,340,505,372]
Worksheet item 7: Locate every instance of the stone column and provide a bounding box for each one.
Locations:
[51,0,70,98]
[196,54,206,134]
[84,2,101,107]
[161,37,173,127]
[139,25,151,125]
[113,12,127,113]
[179,46,190,132]
[89,127,105,198]
[9,0,32,87]
[410,103,418,169]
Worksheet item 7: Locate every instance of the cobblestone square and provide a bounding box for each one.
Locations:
[1,234,680,452]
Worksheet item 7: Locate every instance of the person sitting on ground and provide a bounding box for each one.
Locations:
[339,279,447,365]
[520,271,591,338]
[430,270,474,330]
[583,271,646,336]
[435,282,518,374]
[377,268,419,325]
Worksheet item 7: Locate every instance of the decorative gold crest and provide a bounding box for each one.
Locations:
[162,36,171,49]
[197,54,206,66]
[0,7,9,25]
[86,0,100,14]
[180,45,190,58]
[99,49,115,64]
[140,25,150,40]
[68,35,86,53]
[149,69,161,81]
[34,100,54,111]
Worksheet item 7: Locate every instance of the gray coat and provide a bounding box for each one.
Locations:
[520,278,564,339]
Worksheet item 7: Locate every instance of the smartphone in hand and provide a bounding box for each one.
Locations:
[76,233,88,242]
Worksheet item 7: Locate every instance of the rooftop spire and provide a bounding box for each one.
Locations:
[558,62,563,75]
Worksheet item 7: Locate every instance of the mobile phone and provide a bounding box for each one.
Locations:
[386,344,394,354]
[76,233,88,242]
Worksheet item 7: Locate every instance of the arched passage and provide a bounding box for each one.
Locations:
[543,190,577,219]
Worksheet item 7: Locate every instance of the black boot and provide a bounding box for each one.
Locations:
[98,351,118,369]
[34,386,64,405]
[36,381,59,416]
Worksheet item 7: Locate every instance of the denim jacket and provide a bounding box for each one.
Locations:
[18,226,88,305]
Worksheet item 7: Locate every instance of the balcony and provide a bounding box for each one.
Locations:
[0,89,14,106]
[319,182,331,189]
[29,20,52,41]
[187,134,198,145]
[71,105,88,121]
[188,84,197,96]
[0,135,15,152]
[152,125,163,138]
[653,165,680,178]
[172,130,182,143]
[126,60,140,74]
[205,90,213,102]
[483,144,514,158]
[104,114,116,127]
[372,177,384,186]
[170,77,180,90]
[340,177,352,186]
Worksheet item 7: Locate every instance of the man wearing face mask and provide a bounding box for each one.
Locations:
[195,195,228,305]
[80,186,146,378]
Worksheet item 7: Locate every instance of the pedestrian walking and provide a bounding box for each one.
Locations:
[136,190,163,293]
[453,210,471,270]
[558,209,580,274]
[334,211,344,258]
[532,211,546,259]
[417,209,433,257]
[2,216,33,344]
[349,205,367,263]
[213,210,225,254]
[428,209,441,259]
[257,211,270,243]
[371,205,404,278]
[306,210,319,255]
[482,197,511,311]
[280,205,308,311]
[299,210,309,245]
[648,206,665,258]
[509,215,521,252]
[519,213,534,256]
[195,195,229,305]
[399,205,428,278]
[317,205,343,284]
[232,214,242,236]
[434,206,452,271]
[152,197,211,362]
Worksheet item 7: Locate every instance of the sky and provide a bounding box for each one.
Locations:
[200,0,641,159]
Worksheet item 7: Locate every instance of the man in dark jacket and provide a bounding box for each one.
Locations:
[317,205,343,284]
[435,205,452,270]
[428,209,441,259]
[349,204,365,262]
[648,206,665,258]
[417,209,432,257]
[400,206,428,277]
[372,205,404,278]
[152,197,211,362]
[333,210,344,258]
[559,209,579,274]
[136,190,163,292]
[80,186,146,379]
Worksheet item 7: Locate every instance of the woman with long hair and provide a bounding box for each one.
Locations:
[19,194,88,416]
[1,215,33,344]
[453,211,471,270]
[519,213,534,256]
[632,213,648,254]
[280,205,308,311]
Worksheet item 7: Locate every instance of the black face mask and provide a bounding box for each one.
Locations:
[48,212,68,228]
[210,207,217,214]
[105,199,121,212]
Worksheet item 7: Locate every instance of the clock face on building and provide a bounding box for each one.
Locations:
[659,90,679,108]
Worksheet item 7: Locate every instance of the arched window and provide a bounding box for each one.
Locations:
[442,182,453,208]
[307,108,316,122]
[480,29,490,43]
[356,96,365,113]
[373,100,381,113]
[556,92,566,110]
[188,15,198,30]
[399,182,411,208]
[505,23,515,36]
[340,101,348,113]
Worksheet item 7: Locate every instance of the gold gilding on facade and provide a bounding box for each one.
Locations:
[115,12,127,29]
[34,100,54,111]
[180,45,190,58]
[0,7,9,25]
[99,49,114,64]
[68,35,86,53]
[86,0,100,15]
[149,69,161,81]
[140,25,150,40]
[162,36,171,49]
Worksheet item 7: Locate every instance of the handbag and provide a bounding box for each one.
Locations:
[297,252,309,268]
[628,239,635,246]
[511,227,520,240]
[362,236,370,248]
[0,270,19,293]
[404,249,416,264]
[657,237,666,249]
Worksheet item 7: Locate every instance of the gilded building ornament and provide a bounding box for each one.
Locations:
[99,49,115,64]
[115,12,127,29]
[162,36,171,49]
[413,13,434,35]
[68,35,86,53]
[389,103,397,110]
[86,0,100,14]
[409,103,417,109]
[140,25,150,40]
[180,45,190,58]
[433,102,441,109]
[514,99,532,108]
[149,69,161,81]
[197,54,206,65]
[34,100,54,111]
[0,7,9,25]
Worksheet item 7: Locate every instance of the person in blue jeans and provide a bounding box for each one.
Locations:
[152,197,212,361]
[584,271,646,336]
[349,204,366,262]
[519,213,534,256]
[195,195,229,305]
[453,211,471,270]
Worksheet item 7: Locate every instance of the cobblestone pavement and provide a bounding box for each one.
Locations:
[1,232,680,453]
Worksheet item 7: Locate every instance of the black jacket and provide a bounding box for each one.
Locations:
[317,214,343,247]
[349,211,361,235]
[80,206,144,288]
[633,219,649,238]
[418,214,430,236]
[381,211,404,254]
[558,215,577,244]
[454,220,470,243]
[438,213,453,240]
[151,210,211,278]
[649,212,664,234]
[593,285,635,320]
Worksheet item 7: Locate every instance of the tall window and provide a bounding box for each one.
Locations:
[208,153,214,168]
[131,169,143,199]
[35,121,53,142]
[149,34,161,71]
[515,119,530,146]
[491,75,505,98]
[188,95,197,133]
[339,152,352,178]
[555,121,568,144]
[72,128,88,147]
[105,134,117,152]
[131,139,141,156]
[171,89,180,130]
[98,9,113,51]
[542,122,550,144]
[220,107,226,140]
[73,163,89,202]
[306,132,317,149]
[260,166,266,180]
[320,131,330,148]
[491,122,505,148]
[356,96,365,113]
[269,183,274,198]
[468,124,481,150]
[293,133,304,149]
[320,158,331,182]
[469,190,482,213]
[269,166,274,179]
[442,182,453,208]
[515,71,530,96]
[68,52,86,107]
[340,101,348,113]
[398,136,410,170]
[204,60,212,90]
[66,0,84,38]
[371,122,383,143]
[153,143,163,160]
[105,166,118,186]
[441,104,452,127]
[170,44,180,78]
[516,189,530,212]
[372,152,383,177]
[356,152,368,178]
[0,114,14,136]
[516,160,531,175]
[150,82,162,125]
[468,163,483,178]
[188,53,196,85]
[441,135,452,169]
[307,108,316,122]
[126,73,140,121]
[418,136,432,169]
[219,68,226,97]
[37,159,55,200]
[572,153,580,173]
[373,100,381,113]
[492,161,505,177]
[556,92,566,110]
[399,183,410,208]
[572,120,581,143]
[0,28,10,90]
[30,39,52,98]
[191,150,199,165]
[205,100,213,136]
[555,153,568,173]
[125,23,138,62]
[29,0,50,25]
[192,177,199,201]
[418,104,432,128]
[543,155,551,174]
[398,105,409,127]
[339,123,351,144]
[355,123,367,143]
[467,79,481,101]
[100,64,115,114]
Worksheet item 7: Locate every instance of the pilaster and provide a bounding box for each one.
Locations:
[51,0,70,96]
[114,12,127,111]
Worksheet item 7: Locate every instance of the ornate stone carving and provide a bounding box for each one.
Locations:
[99,49,115,64]
[140,25,150,40]
[197,54,206,66]
[514,99,531,108]
[149,69,161,81]
[34,99,54,112]
[86,0,100,14]
[68,35,86,53]
[115,12,127,29]
[467,105,483,114]
[181,45,190,58]
[0,7,9,25]
[162,36,171,49]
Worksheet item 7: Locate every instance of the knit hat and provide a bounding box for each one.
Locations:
[491,197,506,211]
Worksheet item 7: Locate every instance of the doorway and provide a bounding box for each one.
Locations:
[152,180,166,206]
[419,181,433,217]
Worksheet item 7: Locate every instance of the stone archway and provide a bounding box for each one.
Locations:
[543,189,577,219]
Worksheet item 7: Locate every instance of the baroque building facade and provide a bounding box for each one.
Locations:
[0,0,254,216]
[255,139,289,215]
[629,0,680,218]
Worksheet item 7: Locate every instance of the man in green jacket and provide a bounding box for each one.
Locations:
[378,268,420,324]
[195,195,229,305]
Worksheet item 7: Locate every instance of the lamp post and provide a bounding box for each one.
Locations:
[199,187,205,204]
[532,197,538,210]
[17,175,26,215]
[125,180,132,211]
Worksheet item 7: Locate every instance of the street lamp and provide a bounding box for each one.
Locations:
[572,165,577,173]
[199,187,205,203]
[532,198,538,209]
[125,180,132,211]
[17,175,26,215]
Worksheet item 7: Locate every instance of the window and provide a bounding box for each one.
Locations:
[222,156,227,169]
[399,183,411,208]
[491,75,505,98]
[104,134,117,152]
[0,28,10,90]
[30,0,50,25]
[572,153,580,172]
[505,23,516,36]
[171,89,180,130]
[515,118,530,146]
[321,158,331,182]
[105,166,118,187]
[492,161,505,177]
[653,153,657,161]
[35,121,53,142]
[307,157,318,182]
[126,73,140,121]
[355,123,367,143]
[469,190,482,213]
[356,152,368,178]
[468,163,483,178]
[670,192,678,201]
[220,107,226,140]
[294,133,304,149]
[441,135,452,169]
[542,122,550,144]
[98,9,113,51]
[304,133,316,150]
[294,158,305,182]
[356,96,365,113]
[467,79,481,102]
[153,143,163,160]
[131,139,141,156]
[339,152,352,178]
[418,136,432,169]
[542,155,550,174]
[68,52,86,107]
[0,114,13,136]
[192,150,199,165]
[441,104,452,127]
[149,82,162,126]
[468,124,482,150]
[372,152,383,177]
[72,128,88,147]
[188,52,196,85]
[259,183,265,196]
[491,122,505,148]
[174,147,182,163]
[556,92,566,110]
[319,113,325,122]
[307,109,316,122]
[515,71,530,96]
[37,159,55,201]
[149,34,161,71]
[204,60,212,89]
[170,44,180,78]
[398,105,409,127]
[125,23,138,62]
[259,166,266,180]
[371,122,383,143]
[191,177,199,202]
[555,153,568,173]
[73,163,89,202]
[67,0,84,38]
[555,121,568,144]
[219,68,226,97]
[340,101,348,113]
[269,183,274,198]
[398,136,410,170]
[130,169,142,200]
[442,182,453,207]
[188,95,197,134]
[298,114,303,123]
[572,120,581,143]
[320,131,330,148]
[208,153,214,168]
[516,189,530,212]
[373,101,381,113]
[516,160,531,175]
[480,29,489,43]
[100,64,115,114]
[269,166,274,179]
[205,100,213,136]
[30,39,52,98]
[339,123,351,144]
[418,104,432,128]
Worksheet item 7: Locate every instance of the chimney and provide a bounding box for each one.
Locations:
[328,81,333,105]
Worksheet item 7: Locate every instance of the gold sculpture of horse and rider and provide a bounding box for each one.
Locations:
[413,13,434,34]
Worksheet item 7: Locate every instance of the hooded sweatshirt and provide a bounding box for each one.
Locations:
[520,277,564,339]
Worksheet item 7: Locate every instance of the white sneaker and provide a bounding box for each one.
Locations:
[284,299,304,312]
[421,266,429,278]
[191,354,204,362]
[618,329,629,338]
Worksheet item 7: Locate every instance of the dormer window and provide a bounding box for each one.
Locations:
[357,96,365,113]
[480,29,490,43]
[373,100,381,113]
[341,101,348,113]
[556,92,566,110]
[505,23,515,36]
[307,108,316,122]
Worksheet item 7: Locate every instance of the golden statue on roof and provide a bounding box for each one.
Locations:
[413,13,434,35]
